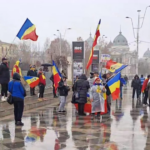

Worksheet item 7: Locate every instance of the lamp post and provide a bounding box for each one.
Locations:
[56,28,71,71]
[126,5,150,74]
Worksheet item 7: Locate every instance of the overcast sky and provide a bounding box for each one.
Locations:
[0,0,150,57]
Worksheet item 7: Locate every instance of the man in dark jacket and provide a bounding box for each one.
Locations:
[74,74,90,116]
[50,74,57,98]
[0,57,10,101]
[131,75,141,100]
[27,65,37,96]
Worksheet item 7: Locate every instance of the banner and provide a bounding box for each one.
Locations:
[92,50,99,64]
[72,41,84,60]
[73,60,83,78]
[91,64,99,72]
[101,54,110,62]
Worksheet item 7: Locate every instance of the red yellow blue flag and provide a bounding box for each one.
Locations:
[86,19,101,70]
[106,60,128,73]
[24,76,39,88]
[17,18,38,41]
[52,61,62,92]
[107,73,121,100]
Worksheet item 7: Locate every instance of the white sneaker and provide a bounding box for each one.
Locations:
[4,97,7,101]
[1,96,5,102]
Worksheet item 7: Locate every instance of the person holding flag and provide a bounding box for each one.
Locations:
[27,65,37,96]
[90,77,106,121]
[38,68,46,100]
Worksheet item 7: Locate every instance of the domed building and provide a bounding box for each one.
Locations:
[143,48,150,58]
[109,31,137,76]
[85,30,137,76]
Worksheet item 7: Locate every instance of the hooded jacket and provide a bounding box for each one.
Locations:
[0,62,10,84]
[74,74,90,104]
[12,61,22,77]
[8,73,26,100]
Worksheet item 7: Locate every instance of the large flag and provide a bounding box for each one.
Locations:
[17,18,38,41]
[106,60,128,73]
[52,61,62,93]
[86,19,101,69]
[74,93,107,114]
[24,76,39,88]
[107,72,121,100]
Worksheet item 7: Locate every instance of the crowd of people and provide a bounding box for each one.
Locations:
[2,56,150,126]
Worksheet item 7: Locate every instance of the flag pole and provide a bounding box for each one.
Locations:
[5,36,17,57]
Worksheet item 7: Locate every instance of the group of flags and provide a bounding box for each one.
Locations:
[18,17,126,115]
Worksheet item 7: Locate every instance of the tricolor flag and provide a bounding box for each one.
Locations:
[107,72,121,100]
[74,92,107,114]
[17,18,38,41]
[24,76,39,88]
[52,61,62,93]
[86,19,101,69]
[141,78,149,93]
[106,60,128,73]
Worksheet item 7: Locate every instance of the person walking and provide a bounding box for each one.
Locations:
[131,75,141,100]
[50,74,57,98]
[38,68,46,100]
[90,77,106,121]
[142,75,150,106]
[73,74,90,116]
[140,75,145,96]
[58,76,70,113]
[27,65,37,96]
[8,73,26,126]
[0,58,10,101]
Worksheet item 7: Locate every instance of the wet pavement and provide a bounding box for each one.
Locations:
[0,87,150,150]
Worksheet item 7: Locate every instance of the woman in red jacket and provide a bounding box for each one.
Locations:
[38,68,46,100]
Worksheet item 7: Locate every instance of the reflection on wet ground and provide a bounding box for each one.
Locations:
[0,87,150,150]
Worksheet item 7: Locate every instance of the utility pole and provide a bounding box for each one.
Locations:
[126,6,150,74]
[136,10,140,74]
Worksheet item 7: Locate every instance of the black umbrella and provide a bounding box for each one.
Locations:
[41,63,53,67]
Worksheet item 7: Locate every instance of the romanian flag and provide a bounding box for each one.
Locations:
[24,76,39,88]
[86,19,101,69]
[141,78,149,93]
[17,18,38,41]
[107,73,121,100]
[52,61,62,93]
[106,60,128,73]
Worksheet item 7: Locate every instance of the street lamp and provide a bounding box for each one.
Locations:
[126,5,150,74]
[56,28,71,70]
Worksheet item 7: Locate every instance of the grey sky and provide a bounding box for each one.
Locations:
[0,0,150,57]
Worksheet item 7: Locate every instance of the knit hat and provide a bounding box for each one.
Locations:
[93,77,101,85]
[2,57,7,62]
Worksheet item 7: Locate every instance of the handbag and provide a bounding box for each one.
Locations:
[71,83,83,104]
[7,81,15,105]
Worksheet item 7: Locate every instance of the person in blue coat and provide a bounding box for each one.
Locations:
[8,73,26,126]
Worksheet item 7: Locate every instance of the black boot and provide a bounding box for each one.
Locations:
[81,104,86,116]
[16,121,24,126]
